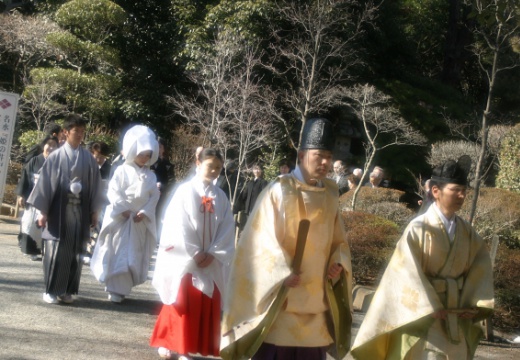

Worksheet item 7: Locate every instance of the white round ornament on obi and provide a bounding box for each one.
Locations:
[70,181,82,195]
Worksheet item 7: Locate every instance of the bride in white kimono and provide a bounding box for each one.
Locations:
[90,125,160,303]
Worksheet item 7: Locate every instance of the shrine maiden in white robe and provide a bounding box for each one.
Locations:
[152,175,235,305]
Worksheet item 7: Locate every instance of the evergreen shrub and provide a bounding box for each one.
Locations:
[2,185,17,205]
[6,162,22,185]
[18,130,44,151]
[339,187,415,229]
[2,164,20,205]
[86,124,118,157]
[427,140,480,184]
[461,188,520,248]
[341,211,399,285]
[496,123,520,193]
[494,246,520,331]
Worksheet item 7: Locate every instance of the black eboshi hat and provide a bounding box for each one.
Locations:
[431,155,472,186]
[299,118,335,151]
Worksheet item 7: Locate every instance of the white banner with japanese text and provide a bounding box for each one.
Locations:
[0,91,19,204]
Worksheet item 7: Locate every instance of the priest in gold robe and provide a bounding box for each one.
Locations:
[221,118,353,360]
[351,156,494,360]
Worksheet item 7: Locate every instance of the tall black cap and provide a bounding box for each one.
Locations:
[431,155,472,186]
[299,118,335,151]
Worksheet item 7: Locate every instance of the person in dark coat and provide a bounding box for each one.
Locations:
[333,160,350,195]
[216,159,244,207]
[150,138,175,228]
[150,137,175,196]
[16,135,59,259]
[239,164,268,216]
[21,123,63,164]
[278,159,293,175]
[90,141,112,180]
[83,141,112,265]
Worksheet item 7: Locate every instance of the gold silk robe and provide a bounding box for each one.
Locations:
[220,173,353,360]
[351,205,494,360]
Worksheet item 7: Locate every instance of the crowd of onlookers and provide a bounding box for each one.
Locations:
[329,159,389,195]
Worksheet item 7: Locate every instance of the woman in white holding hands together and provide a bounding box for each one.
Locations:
[150,148,235,360]
[90,125,160,303]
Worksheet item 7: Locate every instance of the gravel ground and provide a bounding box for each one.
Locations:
[0,215,518,360]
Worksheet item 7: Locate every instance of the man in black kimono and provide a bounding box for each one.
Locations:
[239,164,268,216]
[28,114,105,304]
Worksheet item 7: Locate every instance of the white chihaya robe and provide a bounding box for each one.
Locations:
[90,162,160,295]
[152,176,235,305]
[351,205,494,360]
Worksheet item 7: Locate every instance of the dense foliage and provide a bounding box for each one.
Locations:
[461,188,520,248]
[340,187,416,228]
[494,246,520,331]
[496,124,520,193]
[342,210,399,285]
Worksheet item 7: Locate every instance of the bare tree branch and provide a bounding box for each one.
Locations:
[463,0,520,223]
[167,32,282,207]
[19,76,68,131]
[266,0,381,147]
[345,84,427,210]
[0,12,64,89]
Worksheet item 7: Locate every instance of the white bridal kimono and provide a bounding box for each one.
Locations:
[152,175,235,305]
[90,124,160,296]
[90,162,160,295]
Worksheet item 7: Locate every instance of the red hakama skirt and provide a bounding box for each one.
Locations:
[150,273,221,357]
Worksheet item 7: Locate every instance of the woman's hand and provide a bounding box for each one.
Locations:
[193,252,214,268]
[133,211,146,223]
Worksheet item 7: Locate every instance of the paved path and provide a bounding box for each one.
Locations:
[0,216,518,359]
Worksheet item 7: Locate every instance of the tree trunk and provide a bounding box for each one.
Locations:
[351,149,375,211]
[440,0,473,88]
[469,25,501,224]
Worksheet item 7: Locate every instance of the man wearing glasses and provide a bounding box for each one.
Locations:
[351,156,494,360]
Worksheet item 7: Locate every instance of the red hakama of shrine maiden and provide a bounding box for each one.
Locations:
[150,273,221,356]
[150,175,235,357]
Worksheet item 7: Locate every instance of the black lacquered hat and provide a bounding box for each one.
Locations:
[299,118,335,151]
[431,155,472,186]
